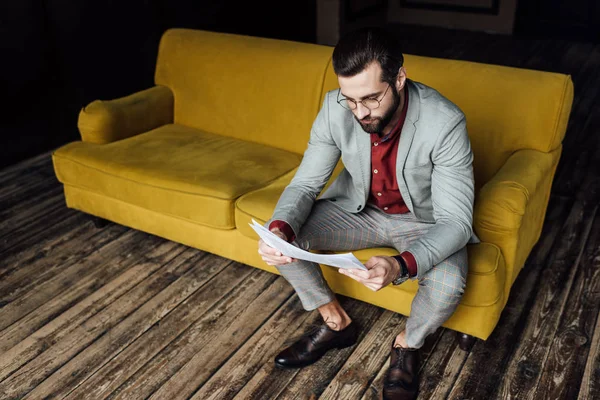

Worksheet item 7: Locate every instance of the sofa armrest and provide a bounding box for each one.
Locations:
[475,149,556,235]
[77,85,174,144]
[474,148,560,287]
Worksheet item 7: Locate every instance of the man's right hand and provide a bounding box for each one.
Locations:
[258,228,296,266]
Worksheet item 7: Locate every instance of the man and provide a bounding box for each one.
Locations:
[257,26,478,400]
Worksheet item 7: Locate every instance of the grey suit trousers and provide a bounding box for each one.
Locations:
[272,199,468,349]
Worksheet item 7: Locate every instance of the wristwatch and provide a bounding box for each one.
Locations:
[392,255,410,285]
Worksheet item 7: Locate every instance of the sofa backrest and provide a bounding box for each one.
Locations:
[323,55,574,187]
[156,28,573,188]
[155,28,333,155]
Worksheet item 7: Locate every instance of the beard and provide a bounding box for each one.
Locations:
[355,86,401,134]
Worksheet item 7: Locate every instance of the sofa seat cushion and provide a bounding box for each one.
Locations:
[237,179,505,308]
[235,160,346,237]
[53,124,302,229]
[235,168,298,237]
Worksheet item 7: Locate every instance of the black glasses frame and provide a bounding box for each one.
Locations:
[337,84,391,110]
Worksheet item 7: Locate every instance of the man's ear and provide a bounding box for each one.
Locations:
[396,66,407,91]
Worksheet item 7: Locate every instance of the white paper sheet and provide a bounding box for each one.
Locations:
[250,219,367,271]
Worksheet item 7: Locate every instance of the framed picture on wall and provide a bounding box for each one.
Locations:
[389,0,516,34]
[346,0,387,20]
[400,0,499,15]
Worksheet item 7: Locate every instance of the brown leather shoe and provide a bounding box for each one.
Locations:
[382,339,420,400]
[274,321,358,368]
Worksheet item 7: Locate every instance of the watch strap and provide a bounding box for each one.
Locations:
[392,255,410,285]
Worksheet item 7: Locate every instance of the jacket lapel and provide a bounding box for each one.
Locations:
[396,80,420,211]
[352,80,421,208]
[354,118,371,204]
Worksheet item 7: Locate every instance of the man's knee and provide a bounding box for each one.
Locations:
[420,269,466,310]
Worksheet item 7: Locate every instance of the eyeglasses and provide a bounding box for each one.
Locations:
[337,84,391,111]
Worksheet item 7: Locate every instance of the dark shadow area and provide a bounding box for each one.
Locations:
[514,0,600,43]
[2,0,599,170]
[0,0,317,170]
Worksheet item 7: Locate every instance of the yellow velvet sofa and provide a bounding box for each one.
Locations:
[51,28,574,345]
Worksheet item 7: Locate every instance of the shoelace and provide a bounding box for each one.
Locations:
[282,323,326,348]
[284,317,343,348]
[392,345,406,369]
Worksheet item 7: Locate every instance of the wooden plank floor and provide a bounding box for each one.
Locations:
[1,25,599,399]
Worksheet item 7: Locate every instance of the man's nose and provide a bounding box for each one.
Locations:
[355,103,371,119]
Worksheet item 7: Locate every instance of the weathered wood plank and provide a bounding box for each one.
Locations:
[317,310,405,400]
[0,151,52,187]
[234,301,395,400]
[255,299,383,400]
[446,195,572,399]
[532,208,600,397]
[578,308,600,400]
[361,325,445,400]
[107,271,294,400]
[496,180,598,399]
[230,349,301,400]
[0,187,65,237]
[1,210,91,276]
[0,248,214,398]
[418,329,470,399]
[0,210,87,277]
[0,217,128,306]
[30,259,248,399]
[0,173,61,212]
[0,201,77,255]
[361,349,393,400]
[0,171,61,208]
[0,213,103,286]
[0,237,183,382]
[0,230,169,352]
[65,265,277,400]
[0,228,138,330]
[155,294,312,400]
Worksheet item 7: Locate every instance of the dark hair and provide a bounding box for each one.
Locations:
[332,27,404,85]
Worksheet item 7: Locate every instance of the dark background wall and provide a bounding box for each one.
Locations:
[0,0,317,170]
[515,0,600,42]
[2,0,599,170]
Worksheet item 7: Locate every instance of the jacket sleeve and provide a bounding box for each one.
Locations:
[269,96,341,237]
[405,113,475,277]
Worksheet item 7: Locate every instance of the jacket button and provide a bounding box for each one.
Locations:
[357,205,362,211]
[331,198,336,202]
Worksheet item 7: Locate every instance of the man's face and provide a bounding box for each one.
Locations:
[338,62,401,134]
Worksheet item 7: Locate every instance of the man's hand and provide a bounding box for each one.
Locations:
[258,228,296,266]
[338,256,401,291]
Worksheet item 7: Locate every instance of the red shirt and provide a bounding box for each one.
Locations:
[368,86,410,214]
[270,86,417,277]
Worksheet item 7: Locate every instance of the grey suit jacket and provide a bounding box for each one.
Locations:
[271,79,478,276]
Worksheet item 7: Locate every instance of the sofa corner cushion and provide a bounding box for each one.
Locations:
[235,160,346,237]
[235,167,299,236]
[53,124,302,229]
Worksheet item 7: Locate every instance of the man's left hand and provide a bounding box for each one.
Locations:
[338,256,401,291]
